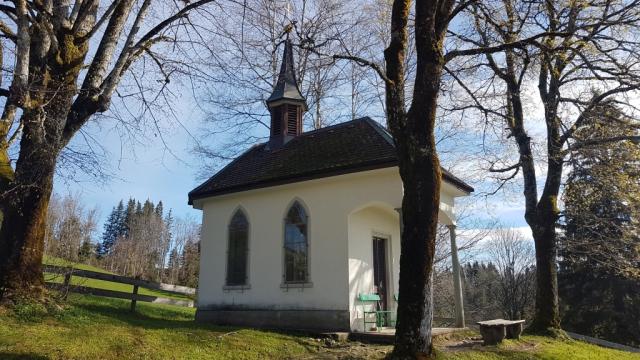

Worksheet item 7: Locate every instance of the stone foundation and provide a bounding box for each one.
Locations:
[195,308,351,332]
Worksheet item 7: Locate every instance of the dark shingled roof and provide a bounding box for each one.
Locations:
[266,39,306,106]
[189,117,474,204]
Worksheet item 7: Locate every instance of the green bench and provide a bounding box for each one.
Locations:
[358,293,397,331]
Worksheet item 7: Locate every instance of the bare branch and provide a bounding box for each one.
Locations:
[561,85,640,145]
[0,0,30,141]
[445,31,567,63]
[0,21,16,40]
[82,0,123,41]
[332,54,391,85]
[565,135,640,154]
[489,162,521,173]
[134,0,218,50]
[82,0,136,91]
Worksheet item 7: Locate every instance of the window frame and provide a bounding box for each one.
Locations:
[281,199,313,289]
[224,207,251,291]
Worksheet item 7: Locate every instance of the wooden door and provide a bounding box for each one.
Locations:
[372,236,388,311]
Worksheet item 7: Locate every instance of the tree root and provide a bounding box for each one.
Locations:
[524,325,568,339]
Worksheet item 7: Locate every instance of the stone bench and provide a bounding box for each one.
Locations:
[477,319,525,345]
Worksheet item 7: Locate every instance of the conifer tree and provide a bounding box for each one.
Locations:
[122,199,137,237]
[164,210,174,241]
[99,201,124,256]
[155,201,164,218]
[180,241,200,288]
[142,200,154,217]
[94,242,105,260]
[167,248,180,284]
[559,104,640,347]
[95,197,198,284]
[78,240,94,262]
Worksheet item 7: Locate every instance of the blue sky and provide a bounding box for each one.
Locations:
[49,16,536,239]
[53,95,531,239]
[53,98,205,227]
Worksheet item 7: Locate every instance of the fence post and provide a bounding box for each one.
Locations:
[63,272,72,299]
[130,285,139,312]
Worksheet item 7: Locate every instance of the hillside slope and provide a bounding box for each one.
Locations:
[1,294,638,360]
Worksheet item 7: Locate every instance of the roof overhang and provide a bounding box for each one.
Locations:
[189,161,474,207]
[266,97,309,111]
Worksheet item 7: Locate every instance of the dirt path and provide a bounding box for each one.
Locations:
[295,331,482,359]
[295,338,392,359]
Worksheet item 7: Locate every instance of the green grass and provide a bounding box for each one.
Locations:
[0,294,314,360]
[437,335,640,360]
[43,257,193,301]
[1,290,638,359]
[43,256,113,274]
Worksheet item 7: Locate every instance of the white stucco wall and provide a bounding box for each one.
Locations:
[194,166,467,323]
[348,206,401,331]
[195,167,404,312]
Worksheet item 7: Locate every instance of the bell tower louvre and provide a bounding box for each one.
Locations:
[266,37,308,148]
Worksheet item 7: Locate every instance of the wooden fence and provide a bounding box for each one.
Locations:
[566,332,640,353]
[44,265,196,311]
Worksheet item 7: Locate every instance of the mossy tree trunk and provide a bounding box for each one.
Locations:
[526,136,563,333]
[0,20,91,301]
[383,0,458,358]
[0,130,57,301]
[0,0,217,303]
[467,0,640,334]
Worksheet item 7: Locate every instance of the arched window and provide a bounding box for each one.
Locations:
[227,209,249,286]
[284,201,308,283]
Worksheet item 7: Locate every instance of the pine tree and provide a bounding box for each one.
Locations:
[122,198,137,237]
[462,261,506,323]
[559,104,640,347]
[99,201,124,256]
[560,104,640,275]
[155,201,164,218]
[167,248,180,283]
[95,242,104,259]
[164,210,174,242]
[78,239,93,262]
[180,241,200,287]
[142,199,154,217]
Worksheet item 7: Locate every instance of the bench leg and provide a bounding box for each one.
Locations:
[506,323,523,339]
[363,311,377,332]
[377,311,389,328]
[480,326,506,345]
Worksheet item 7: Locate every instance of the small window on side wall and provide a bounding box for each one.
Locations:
[284,201,308,283]
[227,209,249,286]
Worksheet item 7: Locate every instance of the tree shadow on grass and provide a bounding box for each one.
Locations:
[70,296,314,341]
[0,352,49,360]
[71,300,225,331]
[66,295,327,354]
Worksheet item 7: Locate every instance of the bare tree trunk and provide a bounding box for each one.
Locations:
[530,223,560,331]
[0,0,218,303]
[528,192,562,332]
[393,152,441,357]
[473,10,564,331]
[390,64,444,357]
[0,18,90,299]
[385,0,453,357]
[0,111,58,301]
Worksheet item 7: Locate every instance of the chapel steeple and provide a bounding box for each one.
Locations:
[266,37,307,147]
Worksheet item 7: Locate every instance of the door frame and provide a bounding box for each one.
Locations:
[371,232,392,311]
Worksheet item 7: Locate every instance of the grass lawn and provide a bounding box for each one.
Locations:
[43,257,193,301]
[1,293,638,360]
[0,294,314,360]
[435,335,640,360]
[43,256,114,274]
